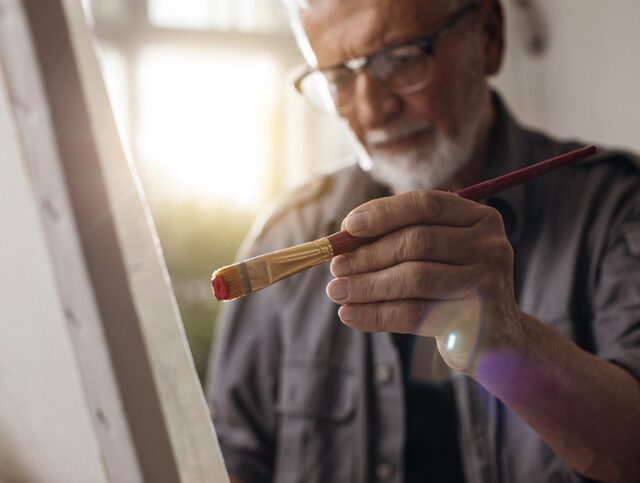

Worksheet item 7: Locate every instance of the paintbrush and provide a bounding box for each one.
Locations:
[212,144,597,301]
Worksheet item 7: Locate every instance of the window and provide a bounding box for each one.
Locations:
[136,47,278,206]
[148,0,286,32]
[88,0,351,380]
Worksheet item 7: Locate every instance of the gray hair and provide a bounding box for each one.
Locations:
[282,0,470,65]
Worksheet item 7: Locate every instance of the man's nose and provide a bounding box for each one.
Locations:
[351,70,400,126]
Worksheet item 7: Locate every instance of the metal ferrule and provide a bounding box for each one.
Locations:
[244,238,334,293]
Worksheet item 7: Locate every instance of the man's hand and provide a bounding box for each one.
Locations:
[326,189,640,482]
[326,189,525,374]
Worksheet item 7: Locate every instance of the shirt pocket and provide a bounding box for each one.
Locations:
[274,359,357,483]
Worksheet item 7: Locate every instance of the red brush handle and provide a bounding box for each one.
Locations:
[327,231,378,256]
[327,145,597,256]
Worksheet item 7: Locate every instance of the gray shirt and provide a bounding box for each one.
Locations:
[206,95,640,483]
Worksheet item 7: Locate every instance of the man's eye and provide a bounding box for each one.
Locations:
[386,46,422,64]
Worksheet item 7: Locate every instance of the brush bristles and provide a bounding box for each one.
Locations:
[211,262,252,301]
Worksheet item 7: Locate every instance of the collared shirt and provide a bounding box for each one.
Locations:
[206,94,640,483]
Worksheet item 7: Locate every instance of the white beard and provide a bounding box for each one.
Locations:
[354,95,486,192]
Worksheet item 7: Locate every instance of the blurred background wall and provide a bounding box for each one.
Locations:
[84,0,640,381]
[496,0,640,154]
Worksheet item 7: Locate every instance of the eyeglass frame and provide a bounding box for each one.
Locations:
[292,1,479,111]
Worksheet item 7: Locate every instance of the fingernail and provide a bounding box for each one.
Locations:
[339,305,357,322]
[330,255,353,277]
[327,278,349,300]
[344,211,370,233]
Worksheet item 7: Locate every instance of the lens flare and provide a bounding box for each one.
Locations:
[446,332,458,352]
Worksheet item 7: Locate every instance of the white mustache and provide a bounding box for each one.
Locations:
[365,120,434,146]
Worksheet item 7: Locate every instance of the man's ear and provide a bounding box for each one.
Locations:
[479,0,505,75]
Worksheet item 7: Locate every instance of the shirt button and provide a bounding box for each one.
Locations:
[375,364,393,384]
[375,462,394,480]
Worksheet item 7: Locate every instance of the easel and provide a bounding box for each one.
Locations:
[0,1,228,481]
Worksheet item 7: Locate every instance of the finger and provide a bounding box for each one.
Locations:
[342,189,488,237]
[330,224,483,277]
[337,299,473,337]
[337,300,428,334]
[326,261,479,304]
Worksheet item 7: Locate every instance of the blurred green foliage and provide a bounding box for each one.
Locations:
[149,198,255,382]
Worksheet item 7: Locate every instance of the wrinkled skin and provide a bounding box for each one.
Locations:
[326,189,525,374]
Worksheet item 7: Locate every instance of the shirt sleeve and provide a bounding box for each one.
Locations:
[205,235,283,483]
[593,209,640,381]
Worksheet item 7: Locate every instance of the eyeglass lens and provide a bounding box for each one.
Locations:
[302,44,434,113]
[297,2,478,113]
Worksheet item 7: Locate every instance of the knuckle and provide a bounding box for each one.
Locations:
[399,226,429,260]
[485,237,513,267]
[454,270,476,298]
[359,245,380,271]
[473,241,513,288]
[411,189,442,221]
[379,302,420,332]
[475,270,496,291]
[388,303,406,326]
[409,262,431,295]
[397,231,412,261]
[405,301,427,324]
[379,198,396,226]
[367,303,393,332]
[413,225,432,254]
[365,274,382,300]
[497,241,514,266]
[425,191,445,220]
[413,190,430,210]
[481,207,505,231]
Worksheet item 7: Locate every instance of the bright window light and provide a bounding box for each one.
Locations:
[136,47,278,207]
[148,0,286,32]
[148,0,212,30]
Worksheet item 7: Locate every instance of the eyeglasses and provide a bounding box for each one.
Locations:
[293,2,478,114]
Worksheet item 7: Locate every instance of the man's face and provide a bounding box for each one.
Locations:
[301,0,496,191]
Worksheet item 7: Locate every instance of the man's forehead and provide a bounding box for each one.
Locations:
[299,0,460,21]
[300,0,456,64]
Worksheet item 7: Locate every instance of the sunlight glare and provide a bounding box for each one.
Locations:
[137,47,277,207]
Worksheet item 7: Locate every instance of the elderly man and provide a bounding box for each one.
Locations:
[206,0,640,481]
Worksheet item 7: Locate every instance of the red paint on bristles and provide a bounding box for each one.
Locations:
[212,275,230,301]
